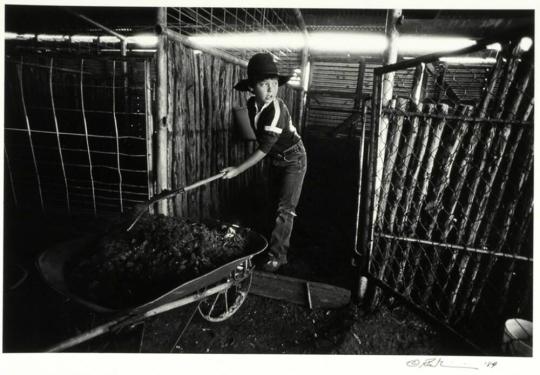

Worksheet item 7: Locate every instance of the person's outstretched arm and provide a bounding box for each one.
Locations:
[221,149,267,179]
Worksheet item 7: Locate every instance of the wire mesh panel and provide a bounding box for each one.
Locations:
[4,55,151,215]
[166,7,303,77]
[363,40,534,352]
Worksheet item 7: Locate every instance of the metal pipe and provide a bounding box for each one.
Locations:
[65,7,127,41]
[376,233,533,263]
[353,98,368,257]
[353,76,379,304]
[351,98,369,302]
[293,8,310,130]
[381,108,533,126]
[158,26,248,68]
[361,74,383,307]
[374,35,507,75]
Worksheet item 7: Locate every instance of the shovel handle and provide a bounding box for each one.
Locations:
[126,172,226,231]
[182,172,226,193]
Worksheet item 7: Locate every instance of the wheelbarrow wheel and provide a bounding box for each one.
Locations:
[198,260,252,322]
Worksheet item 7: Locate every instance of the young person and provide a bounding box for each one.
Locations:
[221,53,307,272]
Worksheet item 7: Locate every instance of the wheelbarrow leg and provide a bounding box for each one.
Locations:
[133,321,146,353]
[169,302,201,353]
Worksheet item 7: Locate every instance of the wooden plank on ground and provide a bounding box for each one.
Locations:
[251,271,351,309]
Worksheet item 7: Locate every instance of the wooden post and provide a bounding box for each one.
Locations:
[463,94,534,320]
[433,63,447,102]
[400,103,437,298]
[375,97,401,229]
[144,59,155,212]
[373,97,408,288]
[298,49,309,134]
[382,9,401,102]
[392,102,425,289]
[167,37,174,216]
[446,44,523,320]
[401,103,449,299]
[496,181,533,317]
[156,7,169,215]
[411,63,425,104]
[420,105,474,306]
[121,40,129,116]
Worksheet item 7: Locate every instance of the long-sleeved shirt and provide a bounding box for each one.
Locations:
[247,96,301,155]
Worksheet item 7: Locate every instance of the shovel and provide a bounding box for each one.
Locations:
[126,172,226,232]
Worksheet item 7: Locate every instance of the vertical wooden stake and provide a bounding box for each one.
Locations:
[372,8,401,231]
[156,7,169,215]
[144,60,155,213]
[411,63,425,105]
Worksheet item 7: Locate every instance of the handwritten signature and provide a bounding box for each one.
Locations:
[406,357,497,370]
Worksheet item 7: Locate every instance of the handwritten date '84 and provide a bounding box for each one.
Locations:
[406,357,498,370]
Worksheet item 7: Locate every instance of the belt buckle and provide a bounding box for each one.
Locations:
[284,144,297,156]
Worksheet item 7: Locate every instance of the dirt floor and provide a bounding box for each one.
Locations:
[2,134,473,355]
[3,217,467,356]
[4,254,465,354]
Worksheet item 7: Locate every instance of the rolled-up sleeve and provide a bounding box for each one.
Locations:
[256,100,283,153]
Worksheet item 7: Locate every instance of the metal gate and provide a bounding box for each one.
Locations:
[359,39,533,352]
[4,54,153,216]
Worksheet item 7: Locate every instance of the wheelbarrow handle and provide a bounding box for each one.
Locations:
[126,172,226,231]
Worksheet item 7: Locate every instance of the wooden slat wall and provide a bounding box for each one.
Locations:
[306,59,495,136]
[306,60,359,131]
[167,41,301,222]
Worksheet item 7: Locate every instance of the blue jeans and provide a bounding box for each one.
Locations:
[268,141,307,262]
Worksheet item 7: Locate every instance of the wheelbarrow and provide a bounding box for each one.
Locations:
[36,174,268,352]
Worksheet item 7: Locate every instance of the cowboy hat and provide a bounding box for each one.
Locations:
[234,53,291,91]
